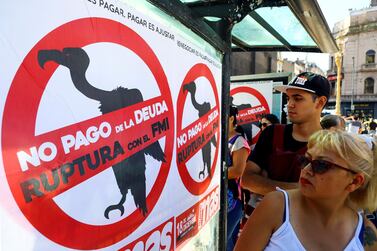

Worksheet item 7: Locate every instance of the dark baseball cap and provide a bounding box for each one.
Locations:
[274,72,330,100]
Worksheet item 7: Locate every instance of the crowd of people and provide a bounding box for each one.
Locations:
[226,72,377,251]
[344,114,377,136]
[320,112,377,135]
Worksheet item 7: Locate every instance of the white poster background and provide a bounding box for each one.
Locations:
[0,1,222,250]
[230,81,273,111]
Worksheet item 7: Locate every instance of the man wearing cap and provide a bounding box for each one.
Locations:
[241,72,330,197]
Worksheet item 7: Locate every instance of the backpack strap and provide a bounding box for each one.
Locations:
[358,214,365,245]
[272,124,286,150]
[228,134,244,202]
[227,134,242,167]
[229,134,241,145]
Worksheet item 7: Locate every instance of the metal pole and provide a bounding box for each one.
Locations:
[212,18,233,251]
[351,56,355,112]
[335,52,342,115]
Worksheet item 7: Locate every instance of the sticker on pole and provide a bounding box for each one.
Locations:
[176,64,220,196]
[1,18,174,250]
[230,86,270,145]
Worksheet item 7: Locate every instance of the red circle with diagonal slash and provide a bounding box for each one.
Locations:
[1,18,174,249]
[230,86,270,115]
[176,64,220,195]
[230,86,270,142]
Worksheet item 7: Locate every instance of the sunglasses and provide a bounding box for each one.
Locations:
[298,155,357,175]
[260,122,269,128]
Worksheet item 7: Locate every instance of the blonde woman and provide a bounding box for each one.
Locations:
[235,130,377,251]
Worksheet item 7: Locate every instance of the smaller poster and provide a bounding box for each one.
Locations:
[230,81,273,147]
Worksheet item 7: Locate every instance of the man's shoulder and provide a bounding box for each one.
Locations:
[262,124,287,134]
[258,124,275,137]
[258,124,290,142]
[249,124,277,158]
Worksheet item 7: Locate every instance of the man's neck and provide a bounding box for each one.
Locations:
[292,119,322,142]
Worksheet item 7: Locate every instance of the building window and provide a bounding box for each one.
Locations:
[364,77,374,94]
[366,50,375,64]
[331,82,336,96]
[267,56,272,73]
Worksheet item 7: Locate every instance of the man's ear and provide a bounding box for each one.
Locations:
[346,173,365,192]
[316,96,327,110]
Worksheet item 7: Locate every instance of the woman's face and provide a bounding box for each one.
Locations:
[299,145,356,199]
[260,118,271,131]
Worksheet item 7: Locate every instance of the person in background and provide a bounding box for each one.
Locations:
[227,106,250,251]
[240,113,281,233]
[361,117,370,135]
[347,114,362,134]
[369,119,377,136]
[320,114,345,130]
[260,113,280,131]
[235,130,377,251]
[242,72,329,197]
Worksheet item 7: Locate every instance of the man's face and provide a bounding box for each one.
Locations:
[286,89,320,124]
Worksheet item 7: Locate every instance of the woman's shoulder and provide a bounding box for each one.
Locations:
[257,190,287,231]
[231,134,250,152]
[264,190,286,201]
[234,190,286,250]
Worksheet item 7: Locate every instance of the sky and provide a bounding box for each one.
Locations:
[281,0,371,72]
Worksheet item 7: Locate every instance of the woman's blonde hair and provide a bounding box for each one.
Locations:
[307,130,377,212]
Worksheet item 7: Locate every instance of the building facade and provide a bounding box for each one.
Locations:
[231,51,323,77]
[277,55,324,76]
[327,2,377,118]
[231,51,277,76]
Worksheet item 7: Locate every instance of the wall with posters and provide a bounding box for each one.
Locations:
[0,1,222,250]
[230,81,273,146]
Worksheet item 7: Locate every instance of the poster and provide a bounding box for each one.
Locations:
[0,1,222,250]
[230,81,273,146]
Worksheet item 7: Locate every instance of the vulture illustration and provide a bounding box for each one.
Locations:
[38,47,166,218]
[183,81,217,179]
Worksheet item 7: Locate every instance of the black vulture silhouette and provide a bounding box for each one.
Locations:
[38,47,166,218]
[183,81,217,179]
[230,96,253,144]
